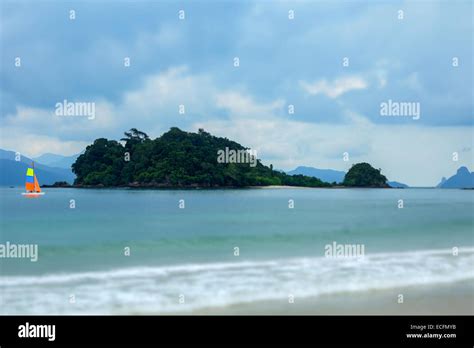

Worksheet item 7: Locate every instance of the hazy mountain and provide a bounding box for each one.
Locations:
[33,152,80,169]
[437,166,474,188]
[0,149,75,186]
[387,181,409,188]
[287,166,346,183]
[437,177,447,188]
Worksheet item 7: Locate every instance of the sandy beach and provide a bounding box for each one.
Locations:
[189,280,474,315]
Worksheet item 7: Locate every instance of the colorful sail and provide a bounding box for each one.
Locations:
[25,167,35,192]
[22,162,44,197]
[33,175,41,193]
[25,165,41,193]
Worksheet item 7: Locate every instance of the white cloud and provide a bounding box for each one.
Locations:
[1,66,217,156]
[215,91,285,118]
[4,102,116,132]
[122,66,214,118]
[0,131,89,158]
[300,76,368,98]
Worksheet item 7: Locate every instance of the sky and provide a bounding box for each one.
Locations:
[0,0,472,186]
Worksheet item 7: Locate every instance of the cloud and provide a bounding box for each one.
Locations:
[122,66,215,117]
[1,1,472,127]
[299,76,368,98]
[215,91,285,118]
[3,101,116,141]
[1,66,217,148]
[0,132,89,157]
[0,66,290,160]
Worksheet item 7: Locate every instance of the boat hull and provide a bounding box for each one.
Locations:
[21,192,45,197]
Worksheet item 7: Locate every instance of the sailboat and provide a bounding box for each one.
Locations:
[21,162,45,197]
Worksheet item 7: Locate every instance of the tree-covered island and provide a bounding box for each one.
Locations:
[68,128,389,188]
[343,162,389,188]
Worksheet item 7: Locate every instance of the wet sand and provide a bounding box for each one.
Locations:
[188,280,474,315]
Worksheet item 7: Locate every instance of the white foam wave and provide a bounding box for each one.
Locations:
[1,247,473,314]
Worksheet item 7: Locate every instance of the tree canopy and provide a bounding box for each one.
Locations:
[72,128,331,188]
[343,162,388,187]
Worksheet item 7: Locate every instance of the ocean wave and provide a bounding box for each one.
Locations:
[1,247,473,314]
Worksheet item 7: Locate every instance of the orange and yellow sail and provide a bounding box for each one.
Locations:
[25,165,41,193]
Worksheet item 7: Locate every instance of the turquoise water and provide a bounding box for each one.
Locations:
[0,187,473,314]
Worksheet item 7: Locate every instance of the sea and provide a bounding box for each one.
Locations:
[0,187,473,314]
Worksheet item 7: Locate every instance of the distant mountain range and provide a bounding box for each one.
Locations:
[0,149,75,186]
[33,152,80,169]
[437,166,474,189]
[385,181,409,188]
[287,166,409,188]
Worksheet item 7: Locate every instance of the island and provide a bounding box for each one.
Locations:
[55,128,390,189]
[343,163,389,188]
[71,128,331,188]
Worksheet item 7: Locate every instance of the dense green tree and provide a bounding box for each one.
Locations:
[72,138,125,185]
[343,162,388,187]
[72,127,333,188]
[121,128,150,150]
